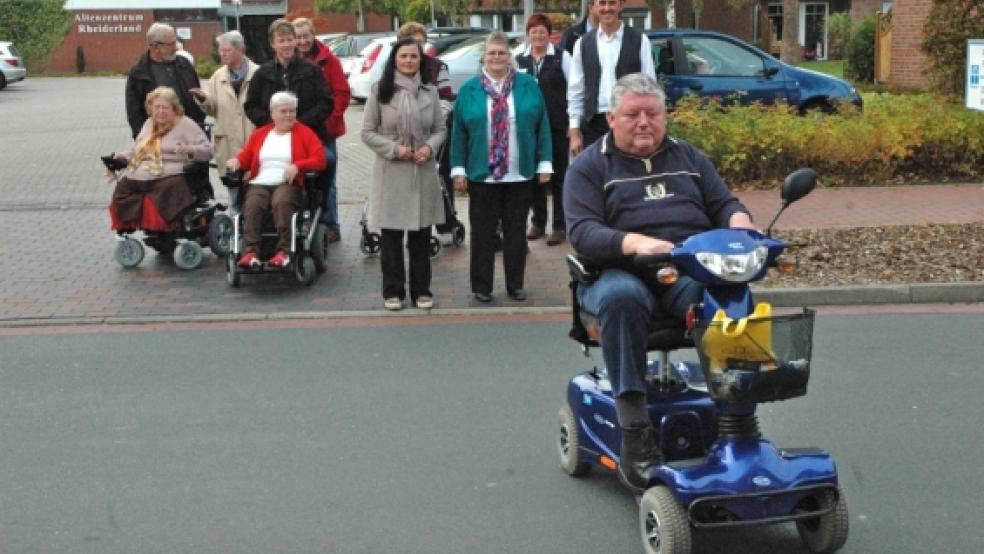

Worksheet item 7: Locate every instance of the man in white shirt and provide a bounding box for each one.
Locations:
[567,0,656,155]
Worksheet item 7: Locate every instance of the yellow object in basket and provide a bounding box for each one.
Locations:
[700,303,775,372]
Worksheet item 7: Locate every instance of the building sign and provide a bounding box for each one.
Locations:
[75,12,144,33]
[968,39,984,112]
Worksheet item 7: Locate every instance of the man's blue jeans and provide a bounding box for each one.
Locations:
[576,269,703,397]
[320,141,339,231]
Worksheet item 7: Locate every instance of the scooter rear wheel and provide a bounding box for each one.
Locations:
[557,404,591,477]
[639,486,691,554]
[796,487,849,553]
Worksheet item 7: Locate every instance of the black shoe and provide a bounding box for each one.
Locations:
[507,289,527,301]
[473,292,493,303]
[618,423,664,494]
[325,227,341,243]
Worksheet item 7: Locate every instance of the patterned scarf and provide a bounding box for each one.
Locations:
[479,68,515,180]
[129,116,179,176]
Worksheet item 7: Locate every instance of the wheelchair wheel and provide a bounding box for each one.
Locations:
[208,213,233,257]
[796,487,849,553]
[452,222,466,247]
[225,255,241,287]
[295,255,317,286]
[114,237,145,268]
[557,404,591,477]
[311,223,329,273]
[360,231,381,255]
[173,241,204,270]
[429,235,441,258]
[639,486,691,554]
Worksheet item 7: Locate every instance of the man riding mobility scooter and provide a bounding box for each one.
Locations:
[559,169,849,554]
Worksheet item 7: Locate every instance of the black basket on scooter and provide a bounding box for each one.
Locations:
[693,308,816,404]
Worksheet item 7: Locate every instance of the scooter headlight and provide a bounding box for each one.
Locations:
[695,246,769,282]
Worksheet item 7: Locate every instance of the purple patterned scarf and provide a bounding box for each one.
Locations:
[479,69,515,180]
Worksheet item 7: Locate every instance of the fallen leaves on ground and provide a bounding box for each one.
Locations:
[757,223,984,288]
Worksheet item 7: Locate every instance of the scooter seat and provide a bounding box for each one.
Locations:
[578,310,693,352]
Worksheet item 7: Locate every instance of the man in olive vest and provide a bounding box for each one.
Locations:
[567,0,655,155]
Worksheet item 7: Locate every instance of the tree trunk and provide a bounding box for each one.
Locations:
[781,0,799,64]
[666,0,676,28]
[357,0,366,32]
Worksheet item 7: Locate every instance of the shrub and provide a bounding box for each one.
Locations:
[666,93,984,187]
[195,57,221,78]
[826,11,852,60]
[922,0,984,98]
[845,14,876,83]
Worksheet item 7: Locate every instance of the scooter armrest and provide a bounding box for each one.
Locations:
[567,253,602,285]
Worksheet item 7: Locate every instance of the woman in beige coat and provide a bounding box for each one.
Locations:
[189,31,257,191]
[361,37,447,311]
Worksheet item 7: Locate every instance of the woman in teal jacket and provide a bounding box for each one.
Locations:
[450,31,553,303]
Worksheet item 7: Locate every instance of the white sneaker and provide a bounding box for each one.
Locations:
[384,297,403,311]
[415,295,433,309]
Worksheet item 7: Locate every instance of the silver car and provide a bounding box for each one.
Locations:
[0,41,27,90]
[438,32,524,95]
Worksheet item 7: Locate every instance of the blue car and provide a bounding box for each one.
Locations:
[646,30,862,112]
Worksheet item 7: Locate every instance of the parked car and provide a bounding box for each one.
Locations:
[317,32,347,46]
[348,35,436,101]
[330,32,393,79]
[646,29,862,112]
[0,41,27,90]
[438,32,525,95]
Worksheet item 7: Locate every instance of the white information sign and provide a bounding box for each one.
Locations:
[967,39,984,111]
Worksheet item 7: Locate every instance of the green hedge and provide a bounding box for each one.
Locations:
[667,93,984,187]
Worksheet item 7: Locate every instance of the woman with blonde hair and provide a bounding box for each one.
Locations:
[110,86,212,231]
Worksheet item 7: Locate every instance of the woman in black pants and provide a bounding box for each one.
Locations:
[449,32,554,303]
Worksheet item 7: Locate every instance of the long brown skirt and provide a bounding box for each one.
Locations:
[112,174,194,225]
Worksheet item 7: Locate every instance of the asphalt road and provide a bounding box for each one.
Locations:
[2,310,982,553]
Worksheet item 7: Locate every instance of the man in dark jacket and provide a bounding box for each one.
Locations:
[559,0,600,55]
[244,19,334,145]
[564,73,753,493]
[125,22,205,139]
[293,17,350,241]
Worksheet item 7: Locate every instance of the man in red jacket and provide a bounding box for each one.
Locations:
[293,17,351,243]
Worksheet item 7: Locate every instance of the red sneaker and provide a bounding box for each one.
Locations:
[268,250,290,268]
[238,252,260,268]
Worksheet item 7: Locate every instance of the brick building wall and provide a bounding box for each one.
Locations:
[851,0,882,20]
[48,9,222,73]
[666,0,757,43]
[287,0,392,33]
[889,0,931,88]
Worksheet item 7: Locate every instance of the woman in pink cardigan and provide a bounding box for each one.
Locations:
[226,91,326,268]
[110,86,212,231]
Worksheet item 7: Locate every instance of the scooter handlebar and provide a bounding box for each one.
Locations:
[633,253,672,267]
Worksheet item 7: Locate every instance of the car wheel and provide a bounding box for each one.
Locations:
[0,73,7,90]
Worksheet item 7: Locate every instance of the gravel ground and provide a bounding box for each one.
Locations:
[759,223,984,288]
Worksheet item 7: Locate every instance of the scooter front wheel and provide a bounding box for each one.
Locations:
[639,486,691,554]
[796,487,849,553]
[557,404,591,477]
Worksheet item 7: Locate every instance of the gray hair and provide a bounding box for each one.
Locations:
[147,22,175,45]
[216,30,246,52]
[610,73,667,113]
[483,31,517,69]
[270,91,298,111]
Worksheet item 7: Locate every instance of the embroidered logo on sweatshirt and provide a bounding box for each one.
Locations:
[643,182,673,201]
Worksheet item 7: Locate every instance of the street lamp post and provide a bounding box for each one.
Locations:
[233,0,241,31]
[429,0,436,27]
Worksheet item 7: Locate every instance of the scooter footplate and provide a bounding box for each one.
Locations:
[688,483,838,528]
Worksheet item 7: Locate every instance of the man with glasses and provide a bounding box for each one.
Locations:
[125,23,205,139]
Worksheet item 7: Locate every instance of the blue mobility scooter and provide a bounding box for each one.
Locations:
[559,169,848,554]
[221,169,328,287]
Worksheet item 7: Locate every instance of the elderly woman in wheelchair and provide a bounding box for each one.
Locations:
[223,91,327,285]
[105,86,229,269]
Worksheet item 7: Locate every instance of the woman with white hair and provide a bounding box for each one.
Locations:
[226,91,326,269]
[190,31,257,175]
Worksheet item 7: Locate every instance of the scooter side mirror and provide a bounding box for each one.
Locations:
[765,168,818,235]
[781,168,817,206]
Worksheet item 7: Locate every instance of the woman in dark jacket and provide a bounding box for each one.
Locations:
[516,13,573,246]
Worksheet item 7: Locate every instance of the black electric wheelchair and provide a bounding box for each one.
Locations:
[102,154,232,270]
[221,169,328,287]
